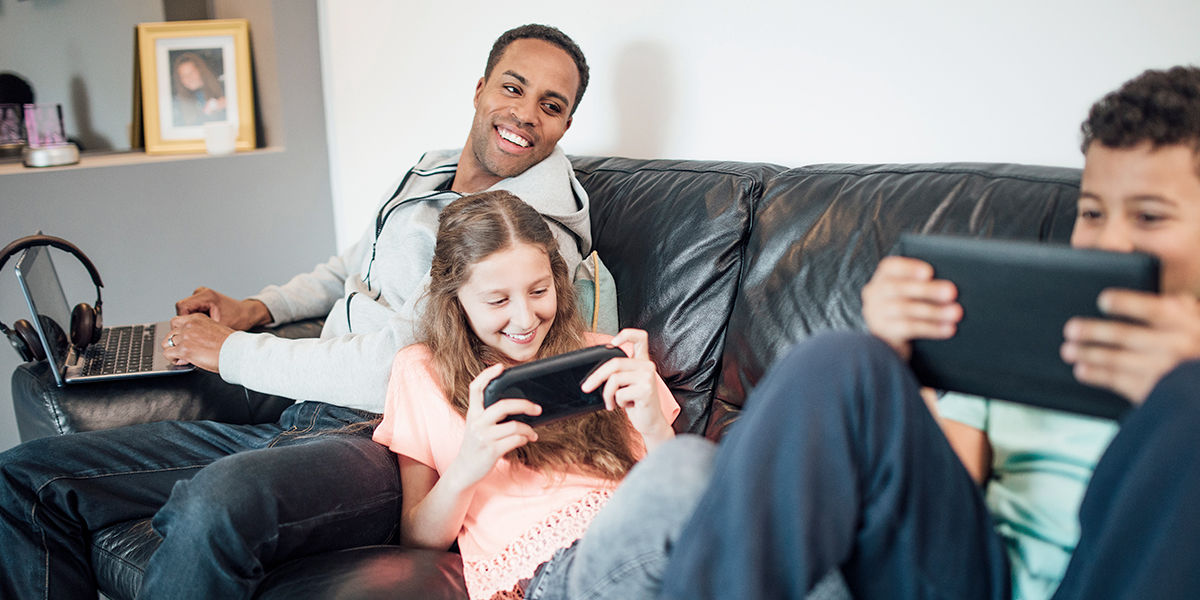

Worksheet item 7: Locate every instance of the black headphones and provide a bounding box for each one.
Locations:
[0,234,104,362]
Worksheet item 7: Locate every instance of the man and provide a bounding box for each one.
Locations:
[660,66,1200,599]
[0,24,599,599]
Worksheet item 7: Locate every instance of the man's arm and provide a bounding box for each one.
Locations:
[217,308,418,412]
[163,235,372,371]
[248,237,369,326]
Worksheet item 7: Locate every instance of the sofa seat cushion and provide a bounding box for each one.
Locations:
[12,319,324,442]
[254,546,467,600]
[89,517,467,600]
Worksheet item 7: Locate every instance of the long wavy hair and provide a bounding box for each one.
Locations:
[171,52,224,100]
[421,190,637,481]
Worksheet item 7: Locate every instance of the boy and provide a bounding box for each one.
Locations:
[662,66,1200,600]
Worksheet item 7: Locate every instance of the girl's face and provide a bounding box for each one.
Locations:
[457,243,557,363]
[177,61,203,91]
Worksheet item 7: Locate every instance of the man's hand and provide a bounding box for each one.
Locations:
[861,256,962,360]
[162,313,236,373]
[1062,289,1200,404]
[175,287,271,331]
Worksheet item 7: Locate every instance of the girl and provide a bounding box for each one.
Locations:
[372,190,701,600]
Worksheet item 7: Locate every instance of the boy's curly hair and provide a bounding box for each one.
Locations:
[1081,66,1200,169]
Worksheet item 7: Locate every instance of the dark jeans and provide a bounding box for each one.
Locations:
[661,331,1200,599]
[0,401,402,599]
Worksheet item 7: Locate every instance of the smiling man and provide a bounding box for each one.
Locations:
[460,35,582,189]
[0,24,603,600]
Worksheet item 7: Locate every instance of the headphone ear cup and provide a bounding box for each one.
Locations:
[70,303,100,347]
[10,319,45,362]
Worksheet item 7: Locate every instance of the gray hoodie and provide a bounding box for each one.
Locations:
[218,147,591,412]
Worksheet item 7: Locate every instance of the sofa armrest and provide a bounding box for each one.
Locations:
[11,318,324,442]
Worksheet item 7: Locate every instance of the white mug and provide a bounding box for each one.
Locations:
[203,121,238,155]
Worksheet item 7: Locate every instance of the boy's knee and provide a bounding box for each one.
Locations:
[781,331,897,375]
[1152,360,1200,404]
[1139,360,1200,429]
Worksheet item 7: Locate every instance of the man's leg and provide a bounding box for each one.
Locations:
[660,331,1010,600]
[138,403,401,599]
[1052,361,1200,599]
[0,418,282,599]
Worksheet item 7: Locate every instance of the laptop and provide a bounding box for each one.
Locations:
[896,233,1159,420]
[14,244,193,386]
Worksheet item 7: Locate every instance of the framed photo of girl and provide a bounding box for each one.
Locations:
[135,19,255,155]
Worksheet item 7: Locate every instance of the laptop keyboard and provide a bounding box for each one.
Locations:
[81,324,157,376]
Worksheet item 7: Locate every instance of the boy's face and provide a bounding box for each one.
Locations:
[1072,141,1200,297]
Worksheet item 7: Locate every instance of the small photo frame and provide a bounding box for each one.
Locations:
[135,19,255,154]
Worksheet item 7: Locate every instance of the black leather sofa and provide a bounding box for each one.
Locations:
[11,156,1081,599]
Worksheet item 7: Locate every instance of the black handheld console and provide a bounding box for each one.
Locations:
[483,345,627,426]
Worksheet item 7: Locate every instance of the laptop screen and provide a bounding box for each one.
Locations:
[14,245,73,384]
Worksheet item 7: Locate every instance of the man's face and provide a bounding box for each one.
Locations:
[463,39,578,188]
[1073,141,1200,297]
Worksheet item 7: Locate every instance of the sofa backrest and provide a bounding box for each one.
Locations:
[576,157,1082,439]
[709,162,1081,437]
[572,156,785,433]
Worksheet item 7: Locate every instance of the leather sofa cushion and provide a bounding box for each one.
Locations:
[572,156,786,433]
[90,519,468,600]
[253,546,467,600]
[709,162,1082,437]
[11,319,323,440]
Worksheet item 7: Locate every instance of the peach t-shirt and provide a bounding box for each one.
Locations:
[373,333,679,600]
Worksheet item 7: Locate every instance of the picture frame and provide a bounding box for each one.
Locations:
[135,19,255,155]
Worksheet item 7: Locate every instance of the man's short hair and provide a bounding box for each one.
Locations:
[1081,66,1200,162]
[484,24,589,116]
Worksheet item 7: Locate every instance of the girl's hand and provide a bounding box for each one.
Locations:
[445,364,542,489]
[580,328,674,450]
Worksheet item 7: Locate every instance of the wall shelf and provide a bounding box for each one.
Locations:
[0,147,285,177]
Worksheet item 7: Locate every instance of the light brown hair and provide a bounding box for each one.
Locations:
[421,190,637,480]
[171,52,225,100]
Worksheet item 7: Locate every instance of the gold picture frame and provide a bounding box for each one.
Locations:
[135,19,255,155]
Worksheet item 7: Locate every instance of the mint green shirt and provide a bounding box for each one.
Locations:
[938,393,1119,600]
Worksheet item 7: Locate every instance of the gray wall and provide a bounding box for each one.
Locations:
[0,0,335,451]
[0,0,165,152]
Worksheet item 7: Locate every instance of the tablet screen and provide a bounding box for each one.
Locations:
[897,234,1159,420]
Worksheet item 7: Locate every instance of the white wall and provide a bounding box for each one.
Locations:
[319,0,1200,251]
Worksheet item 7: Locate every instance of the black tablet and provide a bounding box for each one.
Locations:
[483,345,627,426]
[896,233,1159,420]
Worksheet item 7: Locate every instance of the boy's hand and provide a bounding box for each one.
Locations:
[862,256,962,360]
[1062,289,1200,404]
